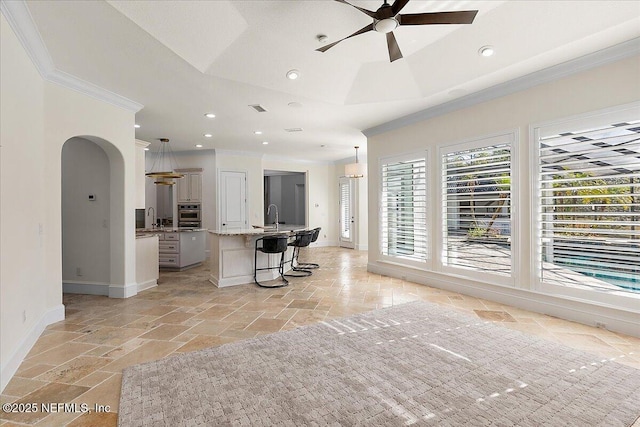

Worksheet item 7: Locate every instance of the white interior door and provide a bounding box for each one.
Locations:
[219,171,247,229]
[339,177,356,249]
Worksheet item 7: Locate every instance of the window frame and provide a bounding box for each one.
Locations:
[437,131,519,287]
[530,101,640,311]
[378,151,431,270]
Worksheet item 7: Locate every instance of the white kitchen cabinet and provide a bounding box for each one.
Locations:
[176,169,202,203]
[158,230,206,269]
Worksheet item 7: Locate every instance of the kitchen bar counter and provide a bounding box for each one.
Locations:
[208,226,306,287]
[137,227,207,233]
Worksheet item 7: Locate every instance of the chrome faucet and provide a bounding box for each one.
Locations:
[147,207,155,229]
[267,204,279,230]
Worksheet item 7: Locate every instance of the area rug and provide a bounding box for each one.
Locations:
[119,301,640,426]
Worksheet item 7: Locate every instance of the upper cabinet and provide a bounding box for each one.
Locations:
[135,140,150,209]
[176,169,203,203]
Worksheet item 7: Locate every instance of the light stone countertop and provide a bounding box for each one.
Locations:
[135,233,160,239]
[208,225,306,236]
[137,228,207,233]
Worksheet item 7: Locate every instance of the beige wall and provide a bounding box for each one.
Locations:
[366,55,640,334]
[1,14,137,390]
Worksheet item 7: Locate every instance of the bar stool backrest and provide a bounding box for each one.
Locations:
[291,230,314,247]
[259,235,289,253]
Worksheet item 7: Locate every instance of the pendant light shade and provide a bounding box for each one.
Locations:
[345,146,366,178]
[146,138,184,185]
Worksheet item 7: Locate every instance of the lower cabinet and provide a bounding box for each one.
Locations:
[159,233,180,268]
[158,231,206,269]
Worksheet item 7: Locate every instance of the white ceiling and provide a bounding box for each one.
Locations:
[23,0,640,162]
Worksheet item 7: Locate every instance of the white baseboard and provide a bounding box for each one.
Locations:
[368,262,640,338]
[109,283,138,298]
[137,279,157,293]
[1,304,65,393]
[63,280,109,296]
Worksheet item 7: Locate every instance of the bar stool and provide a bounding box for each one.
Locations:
[296,227,321,270]
[284,230,315,277]
[254,235,289,288]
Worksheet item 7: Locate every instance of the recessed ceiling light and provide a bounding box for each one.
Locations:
[254,131,263,135]
[317,34,328,44]
[195,144,203,148]
[286,69,300,80]
[288,102,303,108]
[262,141,269,145]
[144,147,150,151]
[478,45,494,57]
[204,113,216,118]
[134,124,141,128]
[204,133,212,138]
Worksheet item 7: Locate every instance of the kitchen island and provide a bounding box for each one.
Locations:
[208,226,305,287]
[135,233,159,292]
[138,228,207,270]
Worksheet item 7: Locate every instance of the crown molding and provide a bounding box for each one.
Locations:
[135,139,150,148]
[1,0,143,113]
[364,37,640,137]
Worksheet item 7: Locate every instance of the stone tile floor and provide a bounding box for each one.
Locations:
[1,247,639,426]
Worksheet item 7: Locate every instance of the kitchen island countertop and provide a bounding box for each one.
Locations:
[208,225,305,236]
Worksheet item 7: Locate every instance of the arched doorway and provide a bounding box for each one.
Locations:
[61,136,127,297]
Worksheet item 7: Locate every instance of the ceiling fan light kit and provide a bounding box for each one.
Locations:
[317,0,478,62]
[374,18,398,34]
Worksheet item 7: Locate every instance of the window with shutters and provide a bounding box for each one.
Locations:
[380,155,428,263]
[537,118,640,294]
[441,134,514,279]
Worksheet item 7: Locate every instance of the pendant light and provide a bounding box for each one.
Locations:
[345,146,366,178]
[145,138,184,185]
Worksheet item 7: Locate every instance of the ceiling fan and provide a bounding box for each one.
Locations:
[316,0,478,62]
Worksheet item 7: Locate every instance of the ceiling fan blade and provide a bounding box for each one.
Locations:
[399,10,478,26]
[334,0,376,18]
[386,31,403,62]
[316,23,374,53]
[391,0,411,16]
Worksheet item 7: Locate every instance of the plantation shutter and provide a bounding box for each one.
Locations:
[380,157,427,262]
[340,181,351,239]
[539,121,640,291]
[441,142,512,276]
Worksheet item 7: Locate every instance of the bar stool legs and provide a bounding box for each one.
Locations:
[295,227,321,270]
[284,230,314,278]
[254,235,289,288]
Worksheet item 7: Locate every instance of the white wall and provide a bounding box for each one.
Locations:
[62,138,111,292]
[1,13,138,390]
[366,55,640,335]
[135,140,148,209]
[1,12,48,391]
